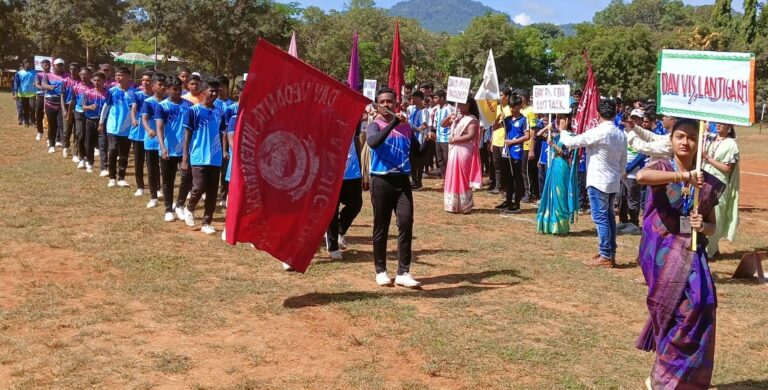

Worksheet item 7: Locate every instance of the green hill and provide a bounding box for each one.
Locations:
[388,0,511,34]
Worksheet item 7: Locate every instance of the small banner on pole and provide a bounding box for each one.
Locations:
[532,84,571,114]
[446,76,471,104]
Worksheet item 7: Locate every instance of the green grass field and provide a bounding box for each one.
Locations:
[0,92,767,389]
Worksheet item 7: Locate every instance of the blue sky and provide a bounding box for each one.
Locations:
[294,0,744,25]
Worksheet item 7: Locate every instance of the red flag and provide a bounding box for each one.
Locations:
[226,39,370,273]
[388,19,405,103]
[571,49,600,134]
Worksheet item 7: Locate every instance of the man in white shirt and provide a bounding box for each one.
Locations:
[561,99,627,268]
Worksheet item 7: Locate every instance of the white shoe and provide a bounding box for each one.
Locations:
[221,229,227,241]
[47,146,55,154]
[164,212,175,222]
[55,141,62,147]
[201,224,216,235]
[157,191,163,199]
[99,170,109,177]
[86,164,93,173]
[329,250,343,260]
[134,188,144,197]
[107,179,116,188]
[117,180,129,188]
[376,272,393,286]
[175,206,186,221]
[35,133,41,142]
[62,149,68,158]
[395,273,421,288]
[338,234,347,250]
[146,199,158,209]
[281,262,294,271]
[77,160,86,169]
[183,208,195,227]
[94,149,100,157]
[72,156,80,163]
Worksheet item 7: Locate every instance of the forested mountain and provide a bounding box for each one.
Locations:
[388,0,515,33]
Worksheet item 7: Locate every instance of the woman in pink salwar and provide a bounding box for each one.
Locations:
[441,98,481,213]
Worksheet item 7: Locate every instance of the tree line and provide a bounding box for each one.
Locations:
[1,0,767,106]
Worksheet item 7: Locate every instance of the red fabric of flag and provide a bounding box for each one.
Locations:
[388,19,405,103]
[226,39,370,273]
[571,49,600,135]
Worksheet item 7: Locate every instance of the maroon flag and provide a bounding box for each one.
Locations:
[226,39,370,273]
[388,19,405,103]
[571,49,600,134]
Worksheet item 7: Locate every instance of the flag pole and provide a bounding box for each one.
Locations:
[691,120,705,250]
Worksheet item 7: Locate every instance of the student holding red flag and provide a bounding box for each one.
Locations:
[366,87,429,288]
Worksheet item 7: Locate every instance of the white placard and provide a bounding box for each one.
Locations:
[532,84,571,114]
[34,55,53,71]
[363,79,377,100]
[657,49,755,126]
[446,76,471,104]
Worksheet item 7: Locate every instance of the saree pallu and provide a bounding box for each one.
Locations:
[635,160,725,389]
[444,116,479,213]
[536,136,578,234]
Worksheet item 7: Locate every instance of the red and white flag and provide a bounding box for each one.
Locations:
[226,39,370,273]
[571,49,600,134]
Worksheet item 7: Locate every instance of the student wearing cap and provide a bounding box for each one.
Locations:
[624,109,671,162]
[40,58,69,154]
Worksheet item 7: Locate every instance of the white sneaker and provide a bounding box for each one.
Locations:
[94,149,100,157]
[99,170,109,177]
[47,146,55,154]
[376,272,393,286]
[329,250,343,260]
[281,262,294,271]
[183,208,195,227]
[86,164,93,173]
[201,224,216,235]
[338,234,347,250]
[107,179,116,188]
[62,149,68,158]
[157,191,163,199]
[77,160,86,169]
[175,206,186,221]
[117,180,129,188]
[72,156,80,163]
[395,273,421,288]
[164,212,175,222]
[55,141,62,147]
[146,199,158,209]
[35,133,41,142]
[134,188,144,197]
[221,229,226,241]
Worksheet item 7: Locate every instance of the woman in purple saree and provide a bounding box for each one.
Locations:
[635,119,724,390]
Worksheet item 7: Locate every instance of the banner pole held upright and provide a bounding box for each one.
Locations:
[691,120,705,251]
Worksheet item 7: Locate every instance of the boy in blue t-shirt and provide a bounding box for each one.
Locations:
[155,76,193,222]
[81,71,108,173]
[181,78,225,235]
[129,70,155,196]
[216,76,236,206]
[499,95,529,214]
[99,66,134,187]
[140,73,167,209]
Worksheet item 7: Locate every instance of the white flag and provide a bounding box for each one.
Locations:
[474,49,500,127]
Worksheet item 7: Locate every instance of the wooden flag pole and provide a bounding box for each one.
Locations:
[691,120,705,251]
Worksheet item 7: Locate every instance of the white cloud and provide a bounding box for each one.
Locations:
[513,12,533,26]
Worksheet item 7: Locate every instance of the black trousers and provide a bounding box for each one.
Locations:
[20,97,32,125]
[188,165,221,225]
[45,106,63,147]
[107,134,130,180]
[435,142,449,179]
[501,157,524,207]
[63,112,74,148]
[522,149,539,199]
[491,146,504,191]
[98,131,109,171]
[35,95,44,134]
[480,141,492,182]
[326,178,363,252]
[578,170,589,211]
[370,175,413,275]
[618,177,641,226]
[132,140,146,189]
[145,149,161,200]
[219,156,229,201]
[84,118,99,166]
[410,153,423,187]
[160,156,193,212]
[538,163,547,197]
[74,112,86,158]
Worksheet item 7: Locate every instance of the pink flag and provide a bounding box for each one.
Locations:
[288,31,298,58]
[571,49,600,134]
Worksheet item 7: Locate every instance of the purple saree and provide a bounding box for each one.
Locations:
[635,160,725,390]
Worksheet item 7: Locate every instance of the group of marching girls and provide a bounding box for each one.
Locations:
[11,57,242,236]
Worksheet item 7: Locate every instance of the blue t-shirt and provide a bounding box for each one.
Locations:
[129,90,150,141]
[614,112,624,130]
[81,88,108,120]
[141,96,162,151]
[434,105,454,143]
[105,86,134,137]
[653,120,666,135]
[538,138,549,166]
[344,138,362,180]
[503,115,527,160]
[154,99,192,157]
[225,113,237,182]
[369,120,414,176]
[408,107,425,143]
[15,69,37,97]
[708,122,718,134]
[184,103,225,167]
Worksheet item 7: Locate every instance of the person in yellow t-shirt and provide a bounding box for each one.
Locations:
[489,87,512,194]
[519,89,539,202]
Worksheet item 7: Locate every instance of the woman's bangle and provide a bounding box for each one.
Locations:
[696,222,706,233]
